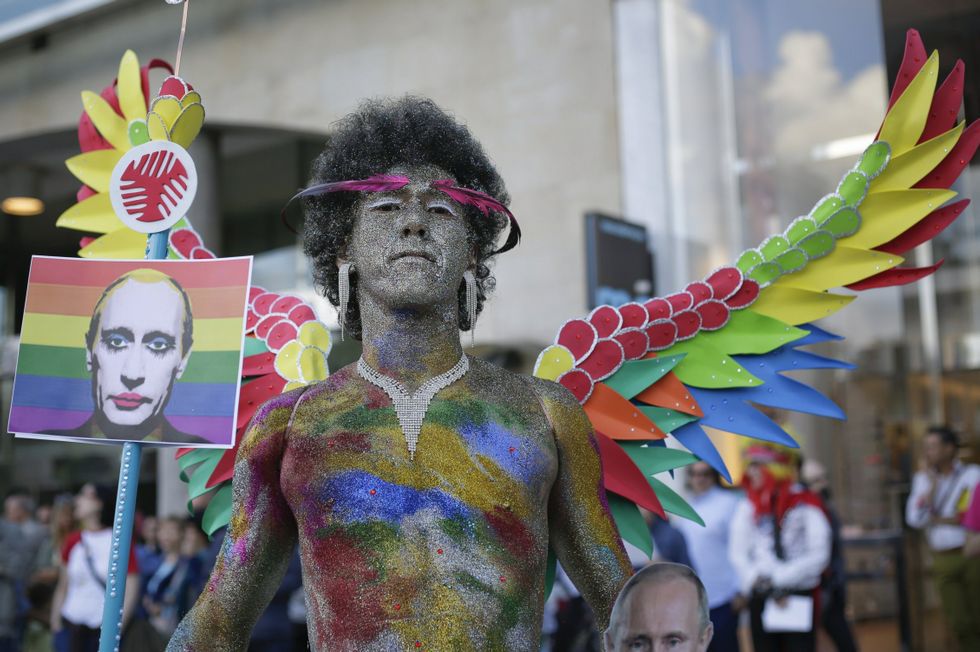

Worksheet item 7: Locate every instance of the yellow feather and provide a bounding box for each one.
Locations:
[878,51,939,157]
[870,121,964,192]
[846,188,956,250]
[55,192,122,234]
[117,50,146,124]
[78,228,147,259]
[64,150,123,193]
[752,285,855,325]
[80,91,130,152]
[774,246,902,292]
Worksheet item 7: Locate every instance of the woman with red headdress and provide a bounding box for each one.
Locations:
[728,439,831,652]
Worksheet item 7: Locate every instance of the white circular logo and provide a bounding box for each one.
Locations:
[109,140,198,234]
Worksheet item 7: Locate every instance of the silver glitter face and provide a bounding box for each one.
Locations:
[346,164,472,314]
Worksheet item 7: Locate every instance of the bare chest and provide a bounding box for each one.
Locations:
[276,382,559,647]
[280,386,558,524]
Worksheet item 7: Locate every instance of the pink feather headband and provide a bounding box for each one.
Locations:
[282,174,520,254]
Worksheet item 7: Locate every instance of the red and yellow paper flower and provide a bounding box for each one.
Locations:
[58,50,206,259]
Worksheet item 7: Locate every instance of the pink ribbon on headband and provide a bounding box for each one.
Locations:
[281,174,520,254]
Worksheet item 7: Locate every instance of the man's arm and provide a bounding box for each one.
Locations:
[122,573,140,629]
[167,388,306,651]
[728,499,769,595]
[534,379,633,632]
[50,565,67,633]
[905,471,932,529]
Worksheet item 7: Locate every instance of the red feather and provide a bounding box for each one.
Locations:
[875,199,969,255]
[846,260,945,291]
[914,120,980,190]
[886,30,928,113]
[920,59,965,143]
[595,432,665,518]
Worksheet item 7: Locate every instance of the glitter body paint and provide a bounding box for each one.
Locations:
[168,164,632,650]
[168,361,632,650]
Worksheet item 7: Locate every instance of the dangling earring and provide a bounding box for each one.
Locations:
[463,270,477,345]
[338,262,353,341]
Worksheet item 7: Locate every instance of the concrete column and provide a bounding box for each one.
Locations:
[187,130,222,254]
[156,448,188,518]
[613,0,674,294]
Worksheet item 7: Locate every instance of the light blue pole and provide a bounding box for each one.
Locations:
[98,229,170,652]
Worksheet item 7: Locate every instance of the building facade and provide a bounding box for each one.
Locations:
[0,1,978,647]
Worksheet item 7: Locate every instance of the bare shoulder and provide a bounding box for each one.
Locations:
[466,357,588,434]
[238,383,312,460]
[286,363,364,415]
[465,357,579,405]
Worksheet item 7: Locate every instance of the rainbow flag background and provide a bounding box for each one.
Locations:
[8,256,252,447]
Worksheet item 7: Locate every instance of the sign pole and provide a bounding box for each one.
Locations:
[97,228,171,652]
[99,3,189,648]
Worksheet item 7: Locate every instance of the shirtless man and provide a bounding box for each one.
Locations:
[168,97,632,650]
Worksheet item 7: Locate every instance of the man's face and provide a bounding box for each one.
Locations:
[688,462,714,495]
[923,432,954,469]
[74,484,100,522]
[346,165,471,313]
[801,460,829,494]
[87,279,190,431]
[743,461,764,490]
[3,496,26,523]
[606,577,712,652]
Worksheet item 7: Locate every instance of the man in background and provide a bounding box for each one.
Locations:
[800,459,857,652]
[0,500,29,652]
[676,462,742,652]
[729,443,831,652]
[905,426,980,650]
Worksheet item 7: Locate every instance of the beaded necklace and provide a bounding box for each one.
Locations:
[357,354,469,459]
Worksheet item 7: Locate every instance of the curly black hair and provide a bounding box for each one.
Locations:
[302,96,511,340]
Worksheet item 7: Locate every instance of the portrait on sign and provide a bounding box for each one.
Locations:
[7,256,251,447]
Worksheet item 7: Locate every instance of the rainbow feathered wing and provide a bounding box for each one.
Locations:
[530,29,980,556]
[55,32,978,546]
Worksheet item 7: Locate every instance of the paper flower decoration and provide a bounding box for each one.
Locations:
[275,321,332,391]
[146,76,205,147]
[57,50,207,259]
[169,225,216,259]
[56,49,335,536]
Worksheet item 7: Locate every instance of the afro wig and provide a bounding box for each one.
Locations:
[302,96,511,339]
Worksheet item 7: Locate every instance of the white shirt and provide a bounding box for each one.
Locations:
[675,487,741,608]
[62,529,113,627]
[729,496,831,594]
[905,462,980,551]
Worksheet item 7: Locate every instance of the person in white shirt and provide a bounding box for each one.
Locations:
[904,426,980,650]
[50,484,140,652]
[729,443,831,652]
[675,462,743,652]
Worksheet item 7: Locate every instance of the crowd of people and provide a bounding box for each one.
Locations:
[548,424,980,652]
[2,423,979,652]
[545,439,859,652]
[0,484,309,652]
